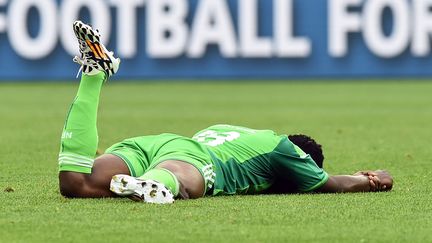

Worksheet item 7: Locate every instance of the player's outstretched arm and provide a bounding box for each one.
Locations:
[316,170,393,193]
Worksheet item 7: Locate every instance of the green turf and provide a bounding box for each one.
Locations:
[0,81,431,242]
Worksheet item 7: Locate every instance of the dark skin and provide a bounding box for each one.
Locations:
[59,153,393,198]
[318,170,393,193]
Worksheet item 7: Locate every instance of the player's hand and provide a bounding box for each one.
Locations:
[366,170,393,192]
[367,175,380,191]
[374,170,393,191]
[354,170,393,191]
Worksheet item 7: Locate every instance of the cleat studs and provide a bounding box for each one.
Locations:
[121,178,128,187]
[149,190,157,198]
[72,20,118,78]
[151,184,158,189]
[162,191,166,197]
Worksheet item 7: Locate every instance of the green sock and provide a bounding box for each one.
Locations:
[58,72,105,174]
[139,168,180,196]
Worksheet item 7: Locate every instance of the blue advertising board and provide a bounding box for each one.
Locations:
[1,0,432,80]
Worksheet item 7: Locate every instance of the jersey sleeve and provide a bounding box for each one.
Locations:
[270,137,329,192]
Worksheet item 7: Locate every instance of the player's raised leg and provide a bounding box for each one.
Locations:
[58,21,124,197]
[59,21,204,203]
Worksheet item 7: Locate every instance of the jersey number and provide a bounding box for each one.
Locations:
[193,130,240,147]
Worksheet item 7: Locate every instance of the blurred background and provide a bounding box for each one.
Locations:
[2,0,432,80]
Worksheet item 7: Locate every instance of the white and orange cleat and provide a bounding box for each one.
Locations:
[72,20,120,78]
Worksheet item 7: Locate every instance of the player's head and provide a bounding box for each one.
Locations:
[288,134,324,168]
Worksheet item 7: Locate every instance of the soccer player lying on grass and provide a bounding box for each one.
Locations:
[59,21,393,204]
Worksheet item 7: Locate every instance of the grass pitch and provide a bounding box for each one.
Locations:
[0,81,431,242]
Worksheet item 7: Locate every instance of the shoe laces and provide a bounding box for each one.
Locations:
[72,55,94,78]
[73,38,92,78]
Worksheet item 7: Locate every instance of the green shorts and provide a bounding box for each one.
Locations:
[104,134,216,192]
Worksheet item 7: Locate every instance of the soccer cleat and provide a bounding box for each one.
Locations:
[110,174,175,204]
[72,20,120,78]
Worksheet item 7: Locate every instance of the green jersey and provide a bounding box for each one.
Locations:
[192,125,328,195]
[105,124,328,196]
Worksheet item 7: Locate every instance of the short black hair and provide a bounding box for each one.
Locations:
[288,134,324,168]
